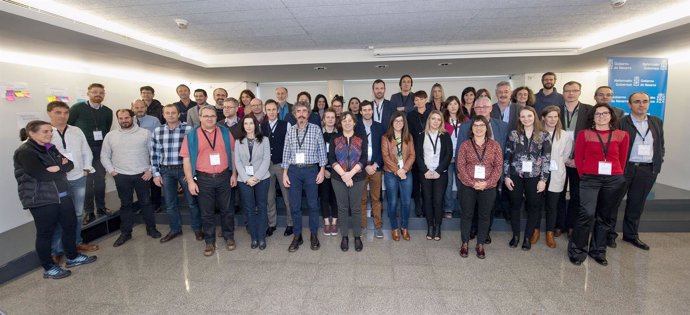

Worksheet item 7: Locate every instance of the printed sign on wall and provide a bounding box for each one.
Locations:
[608,57,668,120]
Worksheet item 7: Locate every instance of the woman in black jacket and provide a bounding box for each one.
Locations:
[14,120,97,279]
[415,110,453,241]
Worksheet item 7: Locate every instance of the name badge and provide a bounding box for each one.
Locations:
[598,161,612,175]
[398,159,404,169]
[245,165,254,176]
[549,159,558,171]
[522,161,533,173]
[209,153,221,166]
[474,165,486,179]
[637,144,652,156]
[64,152,74,161]
[296,153,306,164]
[326,143,330,153]
[93,131,103,141]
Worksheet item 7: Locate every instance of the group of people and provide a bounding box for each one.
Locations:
[14,72,665,279]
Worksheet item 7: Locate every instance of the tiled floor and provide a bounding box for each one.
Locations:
[1,226,690,314]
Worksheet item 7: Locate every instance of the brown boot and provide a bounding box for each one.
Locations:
[546,231,557,248]
[401,228,411,241]
[530,229,540,244]
[392,229,400,241]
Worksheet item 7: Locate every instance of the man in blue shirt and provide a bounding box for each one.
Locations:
[534,72,565,114]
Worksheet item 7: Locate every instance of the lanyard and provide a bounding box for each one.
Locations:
[396,136,403,157]
[375,101,383,121]
[471,139,488,162]
[247,138,254,164]
[269,121,277,137]
[524,132,533,156]
[87,101,100,131]
[202,128,217,151]
[451,120,460,139]
[345,136,352,171]
[566,104,579,129]
[296,125,309,149]
[596,130,613,161]
[428,132,440,154]
[56,126,68,150]
[632,121,651,143]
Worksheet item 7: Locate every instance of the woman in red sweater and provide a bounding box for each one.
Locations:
[568,103,629,266]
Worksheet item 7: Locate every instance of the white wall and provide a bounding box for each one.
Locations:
[257,81,329,104]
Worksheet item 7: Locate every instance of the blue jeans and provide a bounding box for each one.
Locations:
[288,166,320,234]
[444,162,460,215]
[384,172,412,229]
[239,179,269,242]
[161,167,201,233]
[52,176,86,255]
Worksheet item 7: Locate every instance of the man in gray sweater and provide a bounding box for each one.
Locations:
[101,109,161,247]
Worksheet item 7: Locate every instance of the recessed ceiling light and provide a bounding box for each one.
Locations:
[174,18,189,30]
[375,64,389,69]
[313,66,327,71]
[438,62,452,67]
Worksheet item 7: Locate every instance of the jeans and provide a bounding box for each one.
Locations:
[443,162,459,215]
[239,179,269,242]
[383,172,412,229]
[460,185,495,244]
[52,176,86,255]
[113,173,156,235]
[360,171,383,229]
[508,177,542,238]
[421,172,448,227]
[84,145,106,214]
[288,166,321,235]
[161,167,201,233]
[31,196,78,270]
[196,170,235,244]
[332,179,366,237]
[267,163,293,227]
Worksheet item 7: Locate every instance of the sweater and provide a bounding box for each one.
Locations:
[101,125,152,175]
[574,129,629,177]
[67,101,113,146]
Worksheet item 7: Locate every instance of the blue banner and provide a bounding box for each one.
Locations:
[608,57,668,120]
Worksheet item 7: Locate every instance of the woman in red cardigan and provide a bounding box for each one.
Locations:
[568,103,629,266]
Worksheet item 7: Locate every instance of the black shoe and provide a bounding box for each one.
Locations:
[340,236,349,252]
[623,237,650,250]
[433,225,441,241]
[426,226,433,240]
[258,240,267,250]
[251,240,259,249]
[469,230,477,240]
[569,256,583,266]
[159,231,182,243]
[485,233,492,244]
[607,238,617,248]
[267,226,277,237]
[82,212,95,225]
[310,233,320,250]
[522,238,531,251]
[113,234,132,247]
[509,235,519,248]
[288,234,303,252]
[354,237,363,252]
[589,254,608,266]
[284,226,294,236]
[147,228,162,239]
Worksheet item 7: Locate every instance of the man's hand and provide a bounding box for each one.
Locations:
[230,172,238,187]
[187,180,199,196]
[283,172,291,188]
[365,165,377,175]
[316,169,325,184]
[142,170,152,181]
[153,176,163,187]
[110,171,118,177]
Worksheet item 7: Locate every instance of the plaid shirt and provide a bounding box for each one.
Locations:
[150,122,192,176]
[281,122,327,168]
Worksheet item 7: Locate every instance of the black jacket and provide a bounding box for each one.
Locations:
[619,115,665,174]
[415,132,453,174]
[14,139,74,209]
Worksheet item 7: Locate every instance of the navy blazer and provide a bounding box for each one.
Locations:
[260,119,289,165]
[456,117,509,156]
[390,92,415,113]
[491,103,520,132]
[354,120,384,167]
[373,99,396,127]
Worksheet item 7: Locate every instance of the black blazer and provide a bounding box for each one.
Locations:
[407,110,430,139]
[260,119,289,165]
[491,103,520,132]
[619,115,665,174]
[414,132,453,174]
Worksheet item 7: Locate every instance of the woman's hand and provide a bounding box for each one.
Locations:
[504,177,515,191]
[537,180,546,193]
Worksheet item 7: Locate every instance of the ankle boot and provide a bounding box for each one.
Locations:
[434,224,441,241]
[545,231,556,248]
[426,225,433,240]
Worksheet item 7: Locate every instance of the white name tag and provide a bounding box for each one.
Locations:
[522,161,533,173]
[326,143,330,153]
[474,165,486,179]
[245,165,254,176]
[209,153,221,166]
[598,161,612,175]
[296,153,306,164]
[398,159,404,169]
[64,152,74,161]
[549,159,558,171]
[93,131,103,141]
[637,144,652,156]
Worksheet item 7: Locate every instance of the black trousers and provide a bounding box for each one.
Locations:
[150,180,162,210]
[319,177,338,219]
[412,165,424,216]
[544,191,560,232]
[113,173,156,235]
[421,172,448,227]
[84,145,106,214]
[508,177,542,238]
[460,185,495,244]
[30,196,78,270]
[568,174,626,260]
[196,171,234,244]
[619,163,657,239]
[557,166,581,231]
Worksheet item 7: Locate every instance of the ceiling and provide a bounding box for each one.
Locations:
[1,0,690,82]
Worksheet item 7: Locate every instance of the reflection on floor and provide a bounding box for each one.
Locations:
[1,225,690,314]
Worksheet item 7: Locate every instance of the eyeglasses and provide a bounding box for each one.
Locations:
[594,112,611,117]
[596,93,613,97]
[472,124,487,128]
[564,89,581,93]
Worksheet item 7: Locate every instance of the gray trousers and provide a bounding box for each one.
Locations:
[267,163,293,227]
[332,179,366,237]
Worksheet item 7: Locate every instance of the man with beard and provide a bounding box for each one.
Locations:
[213,88,228,122]
[534,72,565,114]
[355,101,385,237]
[372,79,395,126]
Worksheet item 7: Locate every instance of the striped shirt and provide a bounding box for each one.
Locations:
[150,122,191,176]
